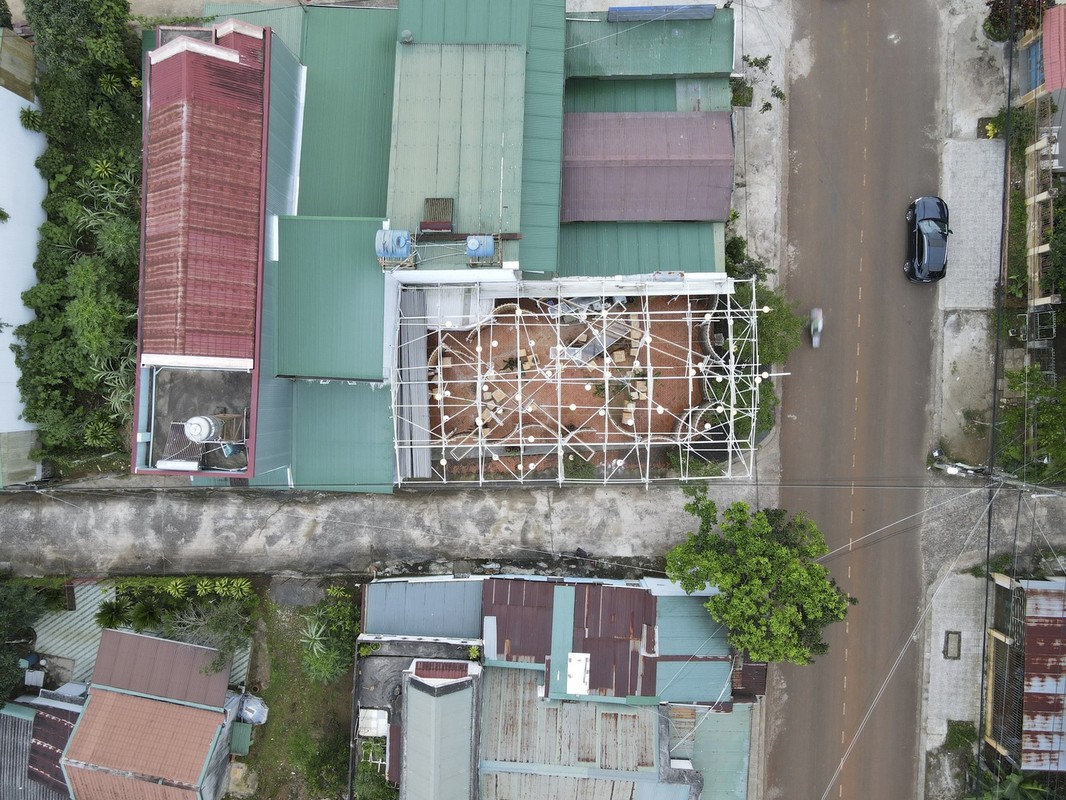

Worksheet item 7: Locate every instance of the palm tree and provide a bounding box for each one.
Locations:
[95,598,131,629]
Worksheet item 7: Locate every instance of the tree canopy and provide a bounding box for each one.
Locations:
[0,578,51,701]
[665,489,853,665]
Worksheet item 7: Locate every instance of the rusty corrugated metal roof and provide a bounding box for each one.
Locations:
[1020,580,1066,770]
[573,583,657,697]
[140,29,266,361]
[28,707,78,795]
[562,111,734,222]
[413,660,469,680]
[482,578,555,663]
[92,630,228,708]
[63,689,221,797]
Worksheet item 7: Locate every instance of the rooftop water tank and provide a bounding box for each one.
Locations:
[184,415,223,443]
[375,229,411,260]
[465,235,494,258]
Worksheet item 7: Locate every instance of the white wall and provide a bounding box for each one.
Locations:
[0,87,46,433]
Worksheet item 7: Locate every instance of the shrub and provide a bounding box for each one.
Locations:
[300,586,358,684]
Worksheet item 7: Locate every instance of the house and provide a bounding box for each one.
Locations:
[356,575,765,799]
[59,629,239,800]
[0,29,47,486]
[132,0,757,490]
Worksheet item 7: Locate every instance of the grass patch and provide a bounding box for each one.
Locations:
[245,599,354,800]
[944,720,978,753]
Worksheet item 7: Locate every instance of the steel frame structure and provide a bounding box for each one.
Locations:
[390,276,765,486]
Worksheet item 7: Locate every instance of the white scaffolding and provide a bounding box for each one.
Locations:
[390,275,765,486]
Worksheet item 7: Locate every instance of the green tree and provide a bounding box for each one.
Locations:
[0,578,50,701]
[163,599,252,674]
[666,490,853,665]
[998,367,1066,479]
[732,282,805,367]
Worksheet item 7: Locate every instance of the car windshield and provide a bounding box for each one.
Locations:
[918,219,947,237]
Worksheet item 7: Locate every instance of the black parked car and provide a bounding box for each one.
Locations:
[905,196,951,283]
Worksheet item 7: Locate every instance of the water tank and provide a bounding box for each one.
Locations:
[375,229,411,260]
[184,415,223,443]
[465,235,494,258]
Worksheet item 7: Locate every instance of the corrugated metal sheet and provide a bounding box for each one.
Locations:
[518,0,566,273]
[276,217,386,380]
[479,667,671,796]
[1044,6,1066,92]
[28,706,78,795]
[690,703,752,800]
[397,0,532,44]
[1020,580,1066,770]
[387,44,526,239]
[655,596,731,658]
[291,380,395,491]
[363,580,483,638]
[395,290,432,480]
[562,112,734,223]
[557,221,723,276]
[298,7,397,217]
[402,680,474,800]
[565,9,735,79]
[0,706,67,800]
[34,580,114,683]
[141,33,266,361]
[571,584,657,697]
[482,578,555,663]
[205,3,306,57]
[64,689,221,792]
[565,77,731,114]
[656,660,733,705]
[93,630,229,708]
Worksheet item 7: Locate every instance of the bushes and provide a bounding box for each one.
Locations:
[300,586,358,684]
[16,0,143,463]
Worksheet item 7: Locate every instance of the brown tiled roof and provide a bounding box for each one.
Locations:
[561,111,734,222]
[92,629,228,707]
[482,578,555,662]
[63,689,221,793]
[413,660,469,680]
[67,769,197,800]
[139,29,266,360]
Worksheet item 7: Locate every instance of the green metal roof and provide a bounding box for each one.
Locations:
[397,0,532,44]
[656,660,732,704]
[405,682,475,800]
[0,703,35,721]
[205,2,307,57]
[547,585,575,699]
[298,6,398,217]
[277,217,385,381]
[656,596,732,657]
[691,703,752,800]
[291,380,394,492]
[386,44,526,244]
[557,222,724,277]
[565,9,735,79]
[564,77,730,113]
[518,0,565,273]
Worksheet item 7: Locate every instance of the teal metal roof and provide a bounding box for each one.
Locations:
[546,585,575,699]
[405,681,475,800]
[557,222,724,276]
[386,44,526,241]
[656,596,731,657]
[291,380,394,492]
[518,0,565,273]
[276,217,385,381]
[205,2,306,57]
[691,703,752,800]
[565,77,730,113]
[33,581,114,683]
[565,9,735,79]
[656,660,732,704]
[299,6,397,217]
[229,722,252,756]
[397,0,532,44]
[0,703,35,721]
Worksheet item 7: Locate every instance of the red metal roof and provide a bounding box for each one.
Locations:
[1045,6,1066,92]
[413,660,469,680]
[562,112,734,222]
[573,583,657,697]
[27,705,77,794]
[483,578,555,662]
[92,629,228,708]
[1021,582,1066,770]
[139,30,266,360]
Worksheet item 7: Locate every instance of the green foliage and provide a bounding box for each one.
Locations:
[665,491,853,664]
[19,106,42,132]
[356,739,398,800]
[944,720,978,753]
[95,597,131,628]
[730,77,753,108]
[0,208,7,223]
[666,448,724,480]
[742,54,771,71]
[724,234,775,283]
[357,642,380,658]
[564,454,597,480]
[989,105,1038,168]
[756,380,780,437]
[468,645,481,661]
[0,650,22,704]
[0,0,11,29]
[732,282,805,366]
[967,768,1050,799]
[997,367,1066,480]
[770,83,786,102]
[300,586,358,684]
[984,0,1049,43]
[0,577,52,700]
[164,599,252,674]
[130,599,163,632]
[290,720,350,797]
[15,0,143,463]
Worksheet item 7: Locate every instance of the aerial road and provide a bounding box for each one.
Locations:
[767,0,943,798]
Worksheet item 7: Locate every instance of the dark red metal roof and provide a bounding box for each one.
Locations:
[573,583,657,697]
[413,660,468,680]
[28,706,77,794]
[1045,7,1066,92]
[1021,582,1066,770]
[482,578,555,663]
[561,112,734,222]
[140,30,266,360]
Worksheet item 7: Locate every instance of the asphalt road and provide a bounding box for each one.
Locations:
[766,1,942,799]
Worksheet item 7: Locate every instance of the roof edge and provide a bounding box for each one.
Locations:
[149,35,240,65]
